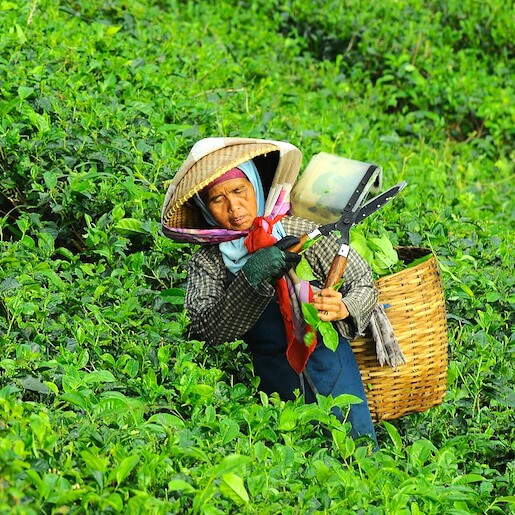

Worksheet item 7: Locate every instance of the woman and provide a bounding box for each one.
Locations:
[162,138,378,442]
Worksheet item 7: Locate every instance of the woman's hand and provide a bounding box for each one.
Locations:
[313,288,350,322]
[242,236,301,287]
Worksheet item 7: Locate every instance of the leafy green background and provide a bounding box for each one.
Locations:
[1,0,513,513]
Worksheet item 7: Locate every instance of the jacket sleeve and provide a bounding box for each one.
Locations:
[283,216,378,340]
[185,246,275,345]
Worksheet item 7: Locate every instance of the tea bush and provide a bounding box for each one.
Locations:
[1,0,513,513]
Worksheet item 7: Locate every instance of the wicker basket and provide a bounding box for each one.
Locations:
[351,247,448,422]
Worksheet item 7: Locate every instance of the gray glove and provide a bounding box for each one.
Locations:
[242,236,301,287]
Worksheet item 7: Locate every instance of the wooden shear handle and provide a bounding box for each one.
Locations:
[324,254,348,289]
[286,234,309,254]
[287,234,348,288]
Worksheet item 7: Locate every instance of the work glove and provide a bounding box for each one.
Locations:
[242,236,301,287]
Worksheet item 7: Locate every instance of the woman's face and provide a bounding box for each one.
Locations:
[206,177,257,231]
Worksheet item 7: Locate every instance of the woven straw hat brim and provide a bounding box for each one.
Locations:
[162,142,280,227]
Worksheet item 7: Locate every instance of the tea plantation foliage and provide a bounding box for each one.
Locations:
[1,0,513,513]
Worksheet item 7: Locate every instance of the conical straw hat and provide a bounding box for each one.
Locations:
[162,139,290,230]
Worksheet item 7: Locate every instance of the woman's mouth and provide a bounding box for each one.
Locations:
[231,215,253,230]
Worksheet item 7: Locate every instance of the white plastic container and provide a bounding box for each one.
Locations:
[290,152,382,224]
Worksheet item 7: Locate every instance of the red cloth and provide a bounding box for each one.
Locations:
[244,215,286,253]
[244,217,317,374]
[275,279,317,374]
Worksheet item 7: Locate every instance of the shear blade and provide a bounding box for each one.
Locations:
[347,165,382,214]
[356,181,407,221]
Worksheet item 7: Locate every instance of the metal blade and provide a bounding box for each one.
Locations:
[346,165,382,213]
[355,181,407,222]
[316,220,339,236]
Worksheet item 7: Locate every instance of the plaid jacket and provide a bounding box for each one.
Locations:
[185,216,378,345]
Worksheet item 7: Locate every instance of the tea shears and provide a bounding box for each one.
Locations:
[289,165,407,288]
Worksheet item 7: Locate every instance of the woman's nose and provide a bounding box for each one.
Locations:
[226,196,237,212]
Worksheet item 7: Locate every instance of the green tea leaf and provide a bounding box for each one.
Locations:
[350,231,401,278]
[103,493,123,512]
[350,230,374,263]
[300,234,323,253]
[405,253,432,269]
[439,261,475,298]
[371,259,390,277]
[301,302,320,327]
[168,479,196,493]
[485,291,501,303]
[160,288,186,305]
[383,420,403,452]
[452,474,485,485]
[1,2,18,11]
[304,331,316,346]
[331,278,344,291]
[318,321,339,351]
[43,171,58,189]
[211,454,251,477]
[111,455,140,486]
[295,256,317,280]
[81,450,108,473]
[369,241,398,272]
[220,419,240,444]
[333,393,364,406]
[369,235,398,262]
[43,381,59,395]
[374,250,397,269]
[220,472,249,505]
[279,408,298,431]
[60,391,91,410]
[459,283,475,298]
[339,433,355,460]
[19,375,50,394]
[21,105,50,132]
[105,25,122,37]
[493,496,515,505]
[147,413,185,429]
[25,470,46,493]
[114,218,146,234]
[84,370,116,385]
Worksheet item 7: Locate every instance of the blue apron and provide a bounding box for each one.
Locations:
[243,296,377,442]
